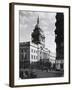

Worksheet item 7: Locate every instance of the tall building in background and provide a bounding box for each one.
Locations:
[55,13,64,70]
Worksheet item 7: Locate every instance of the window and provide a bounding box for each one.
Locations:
[21,49,23,53]
[31,49,33,52]
[31,55,33,59]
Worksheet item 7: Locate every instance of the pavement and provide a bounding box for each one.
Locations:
[32,69,64,78]
[21,68,64,79]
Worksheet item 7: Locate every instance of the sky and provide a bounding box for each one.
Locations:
[19,10,56,54]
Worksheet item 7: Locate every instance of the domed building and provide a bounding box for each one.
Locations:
[31,16,45,48]
[31,16,50,61]
[19,16,55,70]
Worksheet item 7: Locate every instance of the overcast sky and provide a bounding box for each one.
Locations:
[19,10,56,54]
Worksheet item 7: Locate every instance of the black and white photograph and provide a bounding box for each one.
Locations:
[9,3,70,87]
[19,11,64,79]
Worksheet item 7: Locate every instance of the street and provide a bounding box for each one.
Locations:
[32,69,64,78]
[20,68,64,79]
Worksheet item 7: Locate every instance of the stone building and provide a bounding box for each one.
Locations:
[19,41,50,64]
[19,42,30,69]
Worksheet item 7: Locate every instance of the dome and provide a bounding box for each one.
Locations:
[31,16,45,45]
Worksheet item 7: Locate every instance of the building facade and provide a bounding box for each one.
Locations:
[19,42,30,69]
[19,42,50,67]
